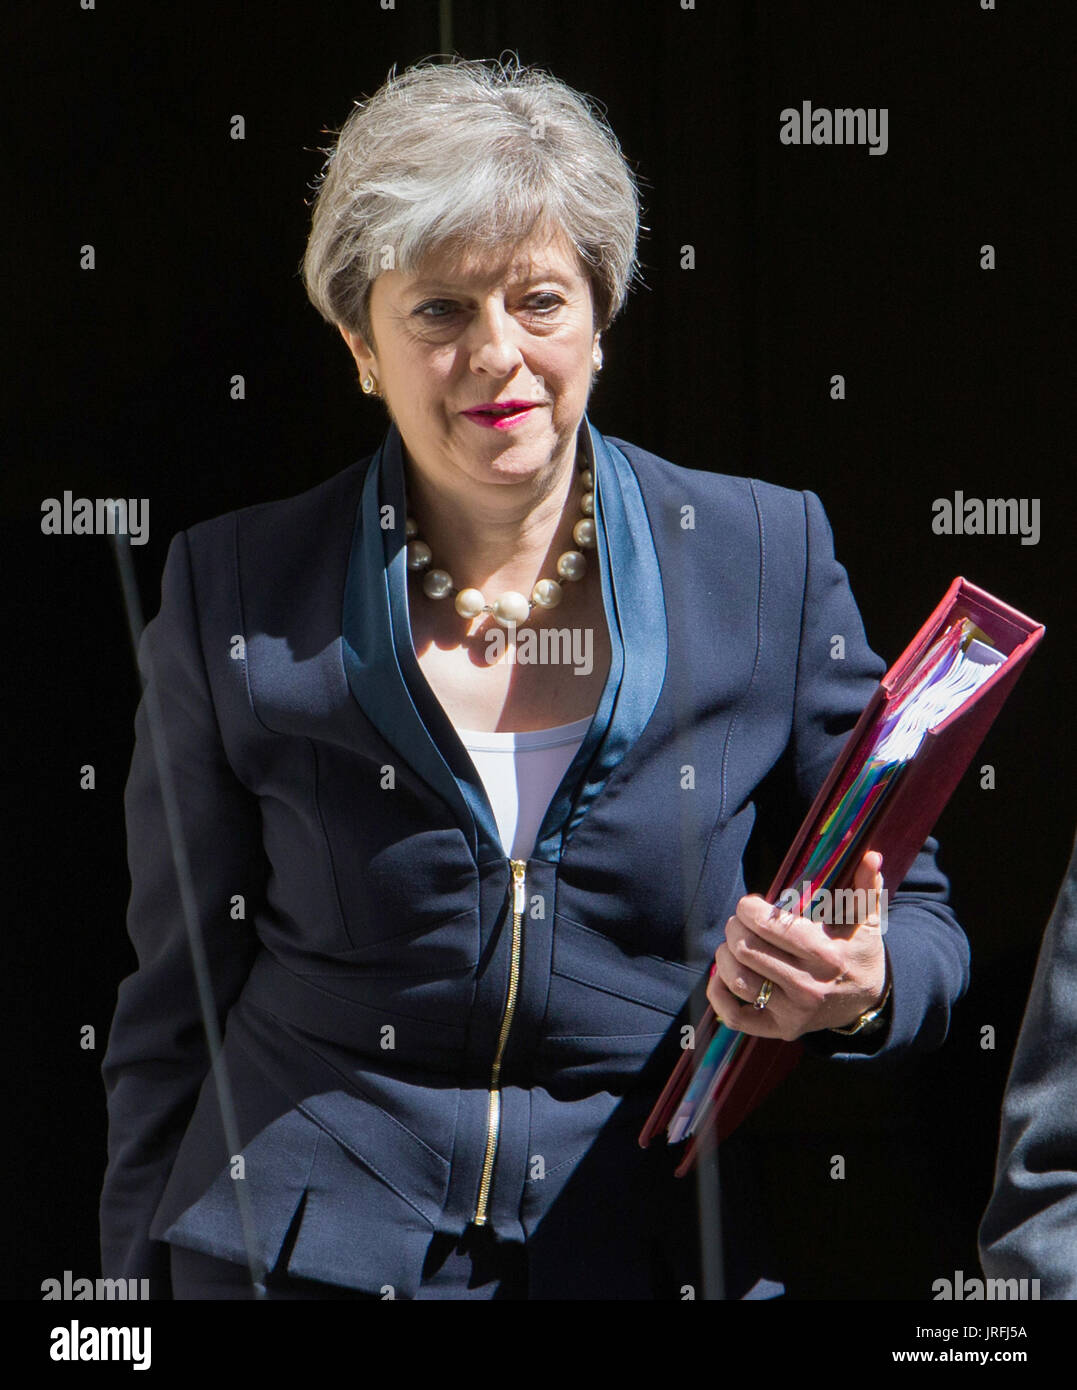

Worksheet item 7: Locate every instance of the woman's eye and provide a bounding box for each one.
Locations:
[526,294,562,313]
[414,301,458,320]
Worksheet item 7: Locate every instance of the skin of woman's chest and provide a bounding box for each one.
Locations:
[408,575,613,733]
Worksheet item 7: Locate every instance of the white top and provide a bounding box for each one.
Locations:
[454,715,593,861]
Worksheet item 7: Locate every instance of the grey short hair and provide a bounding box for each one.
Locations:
[300,54,643,346]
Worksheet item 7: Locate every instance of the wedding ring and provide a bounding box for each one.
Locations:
[753,979,774,1011]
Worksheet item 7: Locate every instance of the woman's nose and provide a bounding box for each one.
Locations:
[467,301,524,376]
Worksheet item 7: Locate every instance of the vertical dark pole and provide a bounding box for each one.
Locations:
[439,1,454,57]
[696,1141,725,1300]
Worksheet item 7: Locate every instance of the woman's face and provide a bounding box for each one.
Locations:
[338,223,600,493]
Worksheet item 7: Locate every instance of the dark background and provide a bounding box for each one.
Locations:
[7,0,1074,1301]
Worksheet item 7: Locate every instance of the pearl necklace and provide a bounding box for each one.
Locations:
[405,464,597,628]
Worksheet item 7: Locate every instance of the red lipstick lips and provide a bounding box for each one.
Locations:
[462,400,539,430]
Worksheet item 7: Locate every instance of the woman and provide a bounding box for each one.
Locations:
[99,56,969,1300]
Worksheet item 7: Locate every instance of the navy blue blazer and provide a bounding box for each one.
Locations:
[99,417,970,1299]
[979,825,1077,1298]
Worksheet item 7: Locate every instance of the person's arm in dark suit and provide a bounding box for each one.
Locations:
[979,826,1077,1298]
[99,526,264,1298]
[765,488,971,1061]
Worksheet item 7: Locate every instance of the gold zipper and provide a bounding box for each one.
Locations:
[472,857,527,1227]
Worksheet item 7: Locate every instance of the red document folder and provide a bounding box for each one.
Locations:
[639,577,1045,1175]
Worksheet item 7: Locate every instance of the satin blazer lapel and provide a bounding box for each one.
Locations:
[340,416,668,869]
[531,419,668,859]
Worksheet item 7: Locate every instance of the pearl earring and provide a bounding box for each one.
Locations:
[361,375,379,396]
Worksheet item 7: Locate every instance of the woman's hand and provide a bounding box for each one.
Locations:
[706,849,888,1040]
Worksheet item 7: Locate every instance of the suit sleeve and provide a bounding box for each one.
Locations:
[979,827,1077,1298]
[98,527,264,1297]
[781,489,971,1064]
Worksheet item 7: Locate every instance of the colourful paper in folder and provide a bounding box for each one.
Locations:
[640,580,1044,1171]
